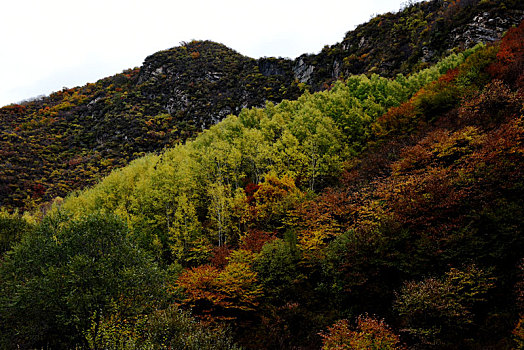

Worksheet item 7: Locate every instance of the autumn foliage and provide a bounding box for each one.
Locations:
[1,13,524,350]
[321,316,403,350]
[177,263,263,320]
[488,20,524,88]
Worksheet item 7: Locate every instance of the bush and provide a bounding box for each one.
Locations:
[87,304,240,350]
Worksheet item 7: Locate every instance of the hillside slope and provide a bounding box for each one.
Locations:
[298,0,524,88]
[1,0,522,212]
[0,41,302,210]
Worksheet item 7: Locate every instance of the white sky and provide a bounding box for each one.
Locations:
[0,0,417,107]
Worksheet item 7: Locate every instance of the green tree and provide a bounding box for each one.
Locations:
[0,213,164,349]
[0,209,33,255]
[169,193,203,265]
[207,183,234,247]
[87,304,240,350]
[394,265,496,346]
[254,238,301,305]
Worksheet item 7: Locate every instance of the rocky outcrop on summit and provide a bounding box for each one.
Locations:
[137,41,300,129]
[449,9,524,48]
[293,58,315,84]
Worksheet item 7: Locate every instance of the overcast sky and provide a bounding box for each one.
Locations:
[0,0,419,107]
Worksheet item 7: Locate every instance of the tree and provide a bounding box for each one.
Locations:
[254,238,301,305]
[251,172,303,229]
[0,209,33,255]
[321,316,403,350]
[177,262,263,321]
[0,213,164,349]
[86,304,240,350]
[207,183,234,247]
[488,20,524,88]
[169,193,203,265]
[394,265,495,346]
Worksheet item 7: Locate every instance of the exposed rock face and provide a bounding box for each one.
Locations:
[136,41,300,129]
[258,58,286,76]
[421,46,436,63]
[136,2,524,101]
[450,10,524,49]
[293,58,315,83]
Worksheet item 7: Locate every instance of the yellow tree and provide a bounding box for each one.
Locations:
[177,262,263,321]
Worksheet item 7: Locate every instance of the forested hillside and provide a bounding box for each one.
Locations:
[298,0,524,87]
[0,41,302,211]
[1,0,522,213]
[1,12,522,349]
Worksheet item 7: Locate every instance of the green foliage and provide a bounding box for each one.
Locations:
[373,43,496,138]
[303,0,523,89]
[86,304,239,350]
[1,10,523,349]
[0,209,33,255]
[394,265,496,346]
[57,48,470,267]
[169,193,204,264]
[0,213,164,349]
[0,41,301,212]
[3,0,519,213]
[254,238,301,304]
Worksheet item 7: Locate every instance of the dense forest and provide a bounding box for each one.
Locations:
[1,0,524,349]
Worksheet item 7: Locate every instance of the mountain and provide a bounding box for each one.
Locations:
[1,0,522,212]
[0,0,523,348]
[296,0,524,87]
[0,41,302,211]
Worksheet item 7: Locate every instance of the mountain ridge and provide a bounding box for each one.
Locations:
[1,0,522,212]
